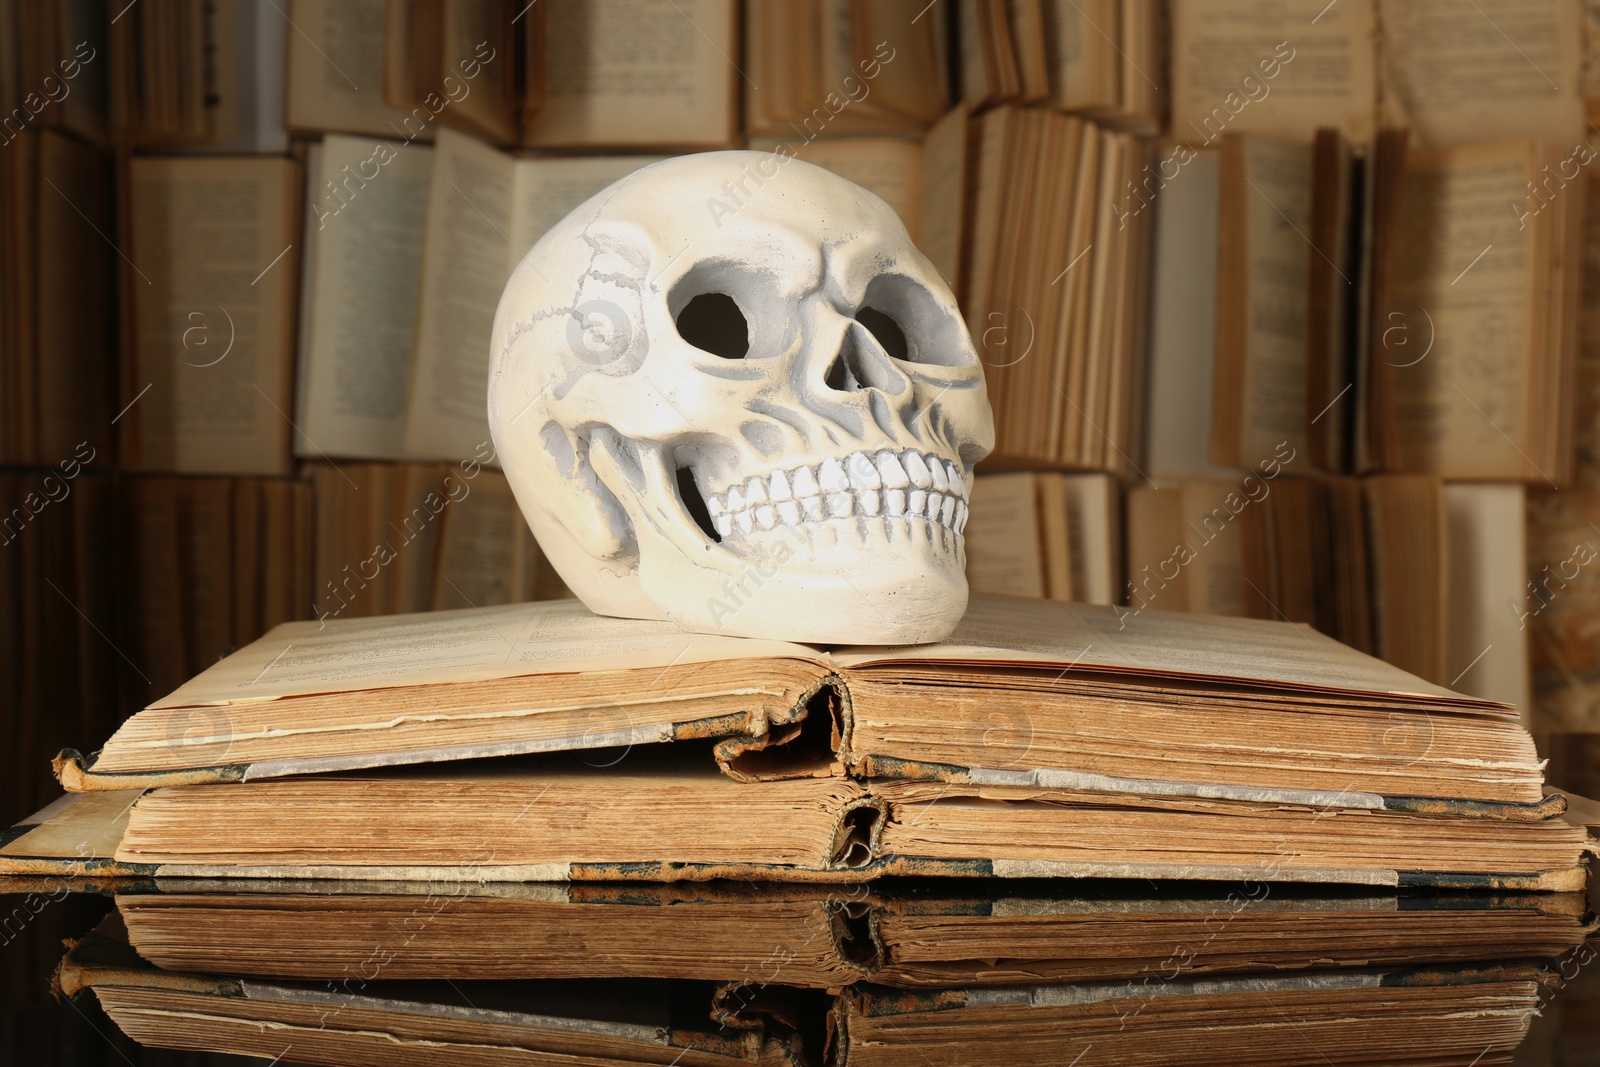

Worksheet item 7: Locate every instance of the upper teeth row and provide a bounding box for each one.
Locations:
[705,451,968,536]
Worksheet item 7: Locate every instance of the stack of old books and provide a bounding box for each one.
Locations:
[2,593,1591,889]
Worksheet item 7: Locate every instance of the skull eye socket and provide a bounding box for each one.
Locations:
[857,273,971,368]
[675,292,749,360]
[854,306,909,360]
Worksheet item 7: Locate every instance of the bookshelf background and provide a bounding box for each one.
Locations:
[4,2,1600,1061]
[8,0,1600,819]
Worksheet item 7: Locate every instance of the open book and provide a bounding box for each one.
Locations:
[1170,0,1584,149]
[50,594,1551,813]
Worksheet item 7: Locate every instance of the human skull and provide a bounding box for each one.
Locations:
[488,151,994,644]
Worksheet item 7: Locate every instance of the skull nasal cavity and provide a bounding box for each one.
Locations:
[676,292,749,359]
[826,321,902,394]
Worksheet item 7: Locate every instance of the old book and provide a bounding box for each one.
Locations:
[1129,473,1527,706]
[1378,140,1582,483]
[285,0,420,137]
[121,156,300,475]
[404,129,651,460]
[966,107,1148,473]
[746,0,949,138]
[108,0,238,145]
[963,0,1163,132]
[1210,133,1313,472]
[386,0,521,144]
[1143,147,1241,482]
[964,471,1117,603]
[1171,0,1583,150]
[520,0,737,149]
[295,136,433,460]
[1527,173,1600,731]
[49,593,1556,815]
[4,754,1592,887]
[85,879,1592,989]
[0,129,113,466]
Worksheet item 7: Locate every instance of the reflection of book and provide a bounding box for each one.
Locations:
[58,916,1559,1066]
[5,750,1592,889]
[47,594,1555,814]
[74,879,1591,989]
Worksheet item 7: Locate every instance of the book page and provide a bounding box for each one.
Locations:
[1144,150,1240,480]
[285,0,418,137]
[834,593,1483,702]
[1378,0,1584,149]
[919,105,969,287]
[126,157,298,475]
[521,0,736,147]
[508,156,661,254]
[1445,483,1530,711]
[964,473,1045,597]
[402,129,516,462]
[431,470,530,609]
[1171,0,1374,144]
[1388,143,1536,478]
[297,136,432,460]
[150,599,824,708]
[1235,136,1311,469]
[791,138,924,243]
[405,145,645,461]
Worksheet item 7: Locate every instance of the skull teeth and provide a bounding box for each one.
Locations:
[702,450,967,540]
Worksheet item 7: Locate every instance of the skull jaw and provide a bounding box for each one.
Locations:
[635,520,971,644]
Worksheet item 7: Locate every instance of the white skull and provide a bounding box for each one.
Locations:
[487,151,994,644]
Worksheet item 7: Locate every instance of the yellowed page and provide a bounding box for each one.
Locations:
[405,139,645,462]
[151,599,824,709]
[1378,0,1584,149]
[1445,483,1531,712]
[126,157,297,475]
[296,136,432,460]
[1061,472,1118,605]
[431,470,531,609]
[835,593,1487,703]
[285,0,418,137]
[402,128,516,462]
[1235,136,1311,470]
[1389,143,1538,478]
[964,473,1046,597]
[790,138,924,242]
[1171,0,1374,144]
[521,0,737,147]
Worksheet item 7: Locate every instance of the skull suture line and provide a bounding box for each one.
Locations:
[488,151,994,644]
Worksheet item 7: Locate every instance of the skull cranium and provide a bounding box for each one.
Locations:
[488,151,994,644]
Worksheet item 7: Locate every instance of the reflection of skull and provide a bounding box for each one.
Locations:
[488,151,994,644]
